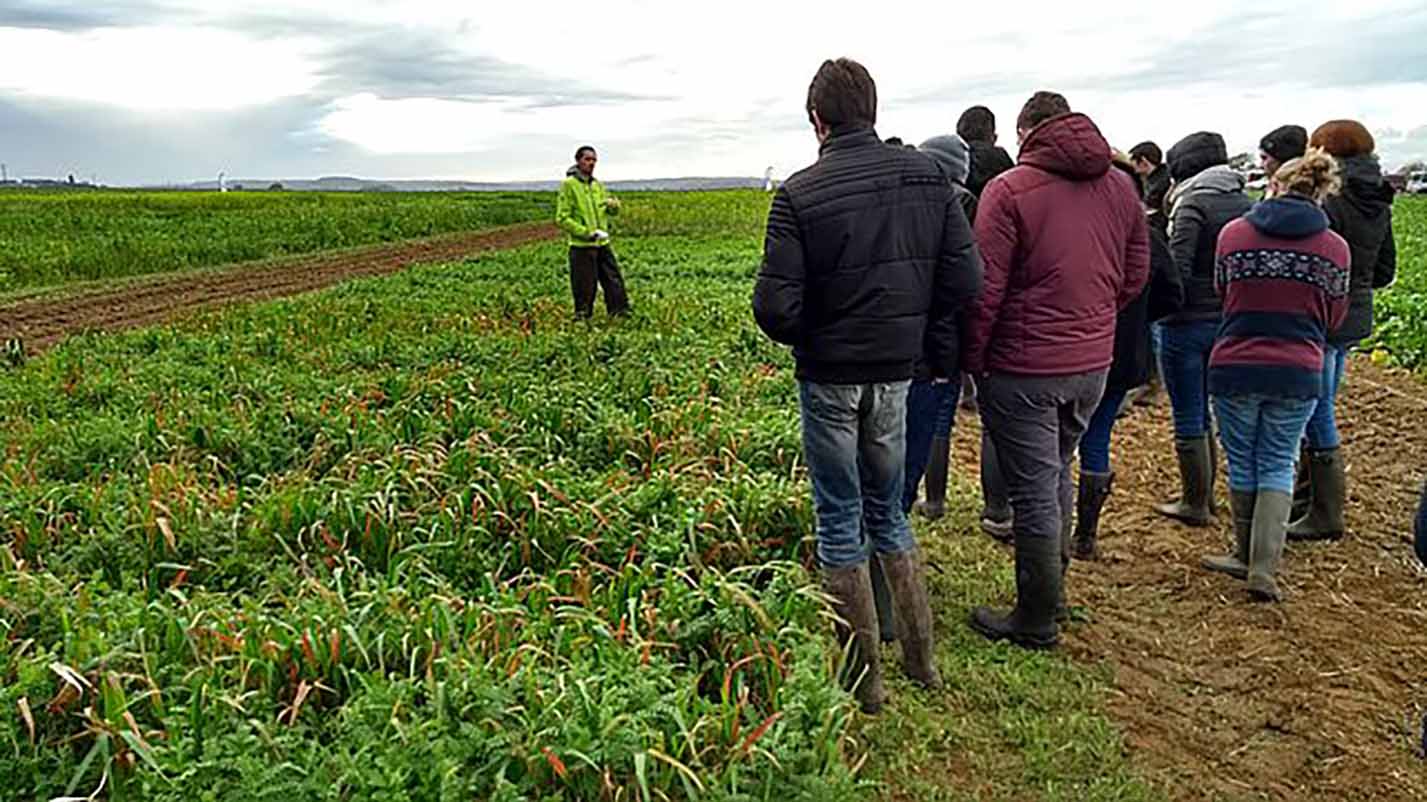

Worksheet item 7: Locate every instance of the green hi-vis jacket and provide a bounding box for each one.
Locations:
[555,171,619,248]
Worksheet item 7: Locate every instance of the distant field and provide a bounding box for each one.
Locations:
[1371,194,1427,369]
[0,190,554,293]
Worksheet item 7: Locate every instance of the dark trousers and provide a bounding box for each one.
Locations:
[902,377,961,513]
[569,246,629,318]
[978,371,1107,549]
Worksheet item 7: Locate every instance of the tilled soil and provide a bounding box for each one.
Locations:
[0,222,558,354]
[952,361,1427,800]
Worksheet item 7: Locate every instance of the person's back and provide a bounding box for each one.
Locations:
[964,91,1148,652]
[1165,132,1254,323]
[752,58,981,715]
[965,113,1149,377]
[757,126,978,382]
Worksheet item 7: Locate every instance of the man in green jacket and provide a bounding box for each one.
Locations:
[556,145,629,318]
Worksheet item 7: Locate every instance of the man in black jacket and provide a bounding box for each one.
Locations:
[1129,141,1170,212]
[957,105,1015,198]
[753,58,982,714]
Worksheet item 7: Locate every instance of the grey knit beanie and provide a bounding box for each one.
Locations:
[919,134,971,185]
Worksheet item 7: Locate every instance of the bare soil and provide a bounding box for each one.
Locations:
[955,360,1427,800]
[0,222,558,354]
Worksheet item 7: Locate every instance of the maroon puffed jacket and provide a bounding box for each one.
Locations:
[962,113,1150,376]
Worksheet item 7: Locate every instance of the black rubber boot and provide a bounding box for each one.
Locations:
[822,562,887,713]
[1154,435,1214,526]
[1289,446,1312,522]
[869,555,897,644]
[914,435,951,520]
[969,535,1060,650]
[1202,490,1254,579]
[879,548,943,689]
[1248,490,1292,602]
[1071,471,1114,561]
[1288,449,1346,542]
[980,431,1014,542]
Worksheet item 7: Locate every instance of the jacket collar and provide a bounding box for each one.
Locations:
[819,125,880,156]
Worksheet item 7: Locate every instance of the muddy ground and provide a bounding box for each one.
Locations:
[950,363,1427,801]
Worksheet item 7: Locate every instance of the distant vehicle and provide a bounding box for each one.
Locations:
[1407,172,1427,194]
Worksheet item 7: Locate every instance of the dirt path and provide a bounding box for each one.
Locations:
[954,359,1427,800]
[0,221,559,354]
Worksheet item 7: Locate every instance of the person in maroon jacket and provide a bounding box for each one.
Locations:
[964,92,1150,649]
[1201,149,1350,602]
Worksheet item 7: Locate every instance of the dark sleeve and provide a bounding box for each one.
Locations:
[1374,209,1397,289]
[1169,196,1205,287]
[1146,226,1185,321]
[1117,200,1151,311]
[752,187,806,345]
[1415,479,1427,567]
[926,196,984,378]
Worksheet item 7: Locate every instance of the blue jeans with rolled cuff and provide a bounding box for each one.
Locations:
[1213,394,1316,494]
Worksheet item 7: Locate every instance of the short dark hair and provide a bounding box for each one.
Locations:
[574,145,597,160]
[956,106,996,143]
[1129,141,1162,166]
[1016,91,1071,133]
[806,58,877,129]
[884,136,903,147]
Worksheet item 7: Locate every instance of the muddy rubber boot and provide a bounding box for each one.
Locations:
[1288,449,1346,542]
[1247,490,1292,602]
[1289,446,1312,522]
[822,562,887,713]
[1071,471,1114,561]
[868,555,898,644]
[879,548,943,689]
[1202,490,1255,579]
[970,534,1060,650]
[980,431,1014,542]
[914,435,951,520]
[1206,428,1221,516]
[1154,436,1214,526]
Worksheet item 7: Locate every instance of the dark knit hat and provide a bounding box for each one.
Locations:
[1166,131,1229,182]
[919,134,972,185]
[1259,125,1308,164]
[1309,120,1375,158]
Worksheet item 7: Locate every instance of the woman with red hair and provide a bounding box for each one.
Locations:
[1288,121,1397,542]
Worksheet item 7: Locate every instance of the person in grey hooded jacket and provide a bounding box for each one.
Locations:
[1153,132,1253,527]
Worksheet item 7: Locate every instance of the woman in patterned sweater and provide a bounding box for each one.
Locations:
[1200,149,1350,602]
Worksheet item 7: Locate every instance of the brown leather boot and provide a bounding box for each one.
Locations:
[878,548,942,690]
[821,562,887,713]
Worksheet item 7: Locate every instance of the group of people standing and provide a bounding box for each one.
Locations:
[750,57,1399,715]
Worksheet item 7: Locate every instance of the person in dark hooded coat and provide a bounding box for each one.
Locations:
[1070,152,1184,560]
[1287,120,1397,542]
[1153,131,1252,528]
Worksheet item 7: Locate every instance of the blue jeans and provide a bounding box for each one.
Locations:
[1304,344,1349,450]
[800,380,917,569]
[1078,386,1128,474]
[902,378,962,512]
[1213,394,1317,494]
[1161,320,1220,438]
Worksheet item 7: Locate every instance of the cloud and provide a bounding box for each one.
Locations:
[313,28,666,106]
[0,1,174,31]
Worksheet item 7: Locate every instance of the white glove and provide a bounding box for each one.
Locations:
[591,229,610,242]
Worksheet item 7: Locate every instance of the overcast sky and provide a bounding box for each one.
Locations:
[3,0,1426,185]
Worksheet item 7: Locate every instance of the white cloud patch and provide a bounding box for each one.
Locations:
[2,0,1427,182]
[0,25,319,110]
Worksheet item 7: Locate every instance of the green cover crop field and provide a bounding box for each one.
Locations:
[0,191,553,294]
[1,190,1424,801]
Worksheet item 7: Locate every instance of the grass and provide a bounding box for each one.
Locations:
[0,187,1211,800]
[0,190,554,292]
